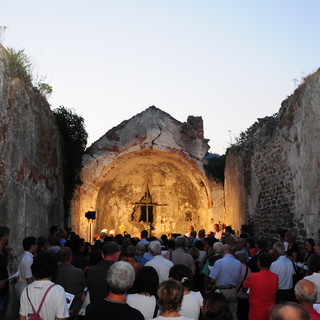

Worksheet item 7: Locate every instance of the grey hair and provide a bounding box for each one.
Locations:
[149,241,162,256]
[294,280,318,303]
[235,251,246,264]
[107,261,135,294]
[213,241,223,253]
[273,242,285,255]
[175,236,187,248]
[136,243,146,256]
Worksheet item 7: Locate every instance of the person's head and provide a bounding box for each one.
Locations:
[167,238,176,250]
[124,245,136,258]
[107,261,135,295]
[279,229,288,242]
[198,229,205,238]
[214,224,220,232]
[315,239,320,254]
[221,244,232,256]
[190,230,197,238]
[148,241,162,256]
[295,279,318,306]
[255,239,267,250]
[37,236,49,251]
[141,230,148,239]
[59,247,73,263]
[304,238,315,253]
[49,225,58,236]
[306,253,320,274]
[203,291,233,320]
[285,230,297,244]
[135,243,146,256]
[157,280,184,312]
[236,238,246,249]
[131,266,159,296]
[270,302,310,320]
[0,226,9,246]
[257,252,273,270]
[234,251,246,264]
[188,247,200,260]
[31,252,58,279]
[22,236,37,253]
[102,241,120,260]
[225,226,232,233]
[213,241,223,254]
[169,264,193,290]
[175,236,187,248]
[188,226,194,233]
[272,242,286,257]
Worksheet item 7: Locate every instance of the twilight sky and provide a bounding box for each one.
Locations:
[1,1,320,154]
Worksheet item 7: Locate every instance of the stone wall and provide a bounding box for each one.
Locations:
[0,46,64,252]
[224,71,320,240]
[71,106,225,240]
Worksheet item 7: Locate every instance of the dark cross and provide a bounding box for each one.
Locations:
[131,185,167,237]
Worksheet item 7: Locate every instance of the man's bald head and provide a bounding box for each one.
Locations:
[270,302,310,320]
[295,279,318,304]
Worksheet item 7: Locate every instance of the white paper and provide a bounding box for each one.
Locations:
[65,292,75,309]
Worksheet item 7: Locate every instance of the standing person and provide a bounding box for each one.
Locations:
[213,224,222,240]
[169,264,203,320]
[153,280,193,320]
[294,279,320,320]
[270,242,296,303]
[304,254,320,303]
[0,227,9,320]
[86,261,144,320]
[126,266,159,320]
[16,236,37,299]
[54,247,86,319]
[145,241,173,284]
[209,244,242,320]
[19,252,69,320]
[304,239,316,264]
[243,252,278,320]
[286,230,302,262]
[248,239,268,273]
[169,236,195,275]
[87,241,120,303]
[137,230,149,246]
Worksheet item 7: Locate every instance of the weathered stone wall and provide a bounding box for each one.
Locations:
[0,46,64,252]
[225,71,320,240]
[71,106,225,240]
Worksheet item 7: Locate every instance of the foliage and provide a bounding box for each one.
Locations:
[38,82,53,97]
[204,154,226,182]
[5,47,33,83]
[53,106,88,226]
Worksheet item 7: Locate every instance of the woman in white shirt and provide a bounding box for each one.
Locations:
[126,266,159,320]
[169,264,203,320]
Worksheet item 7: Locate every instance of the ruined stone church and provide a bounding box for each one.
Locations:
[1,44,320,249]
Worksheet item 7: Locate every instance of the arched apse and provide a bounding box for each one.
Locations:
[71,149,213,239]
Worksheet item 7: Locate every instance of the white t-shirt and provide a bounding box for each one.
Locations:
[19,280,69,320]
[126,294,158,320]
[16,251,34,298]
[179,291,203,320]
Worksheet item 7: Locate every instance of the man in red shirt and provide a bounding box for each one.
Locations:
[244,252,278,320]
[295,279,320,320]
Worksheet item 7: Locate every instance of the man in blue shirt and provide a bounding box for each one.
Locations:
[209,244,242,320]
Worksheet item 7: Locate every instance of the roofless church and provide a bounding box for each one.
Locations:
[70,106,226,239]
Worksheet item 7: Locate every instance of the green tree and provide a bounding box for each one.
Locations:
[53,106,88,227]
[204,154,226,182]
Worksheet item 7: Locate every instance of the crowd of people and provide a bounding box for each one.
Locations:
[1,224,320,320]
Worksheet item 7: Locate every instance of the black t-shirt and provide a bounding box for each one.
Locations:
[86,299,144,320]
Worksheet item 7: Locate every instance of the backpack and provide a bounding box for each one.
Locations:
[26,284,55,320]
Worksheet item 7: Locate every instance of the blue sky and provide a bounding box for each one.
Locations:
[1,1,320,154]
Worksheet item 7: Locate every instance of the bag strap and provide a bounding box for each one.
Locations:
[237,265,249,293]
[153,299,159,318]
[27,284,55,316]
